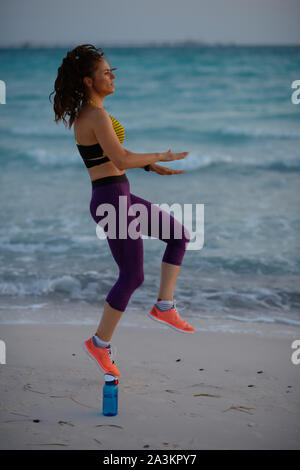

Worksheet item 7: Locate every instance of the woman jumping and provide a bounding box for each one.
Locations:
[49,44,195,378]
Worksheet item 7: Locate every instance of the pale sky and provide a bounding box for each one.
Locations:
[1,0,300,47]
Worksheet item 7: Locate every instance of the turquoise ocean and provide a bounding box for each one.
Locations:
[0,46,300,328]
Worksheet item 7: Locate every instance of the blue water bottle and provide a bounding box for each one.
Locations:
[102,374,118,416]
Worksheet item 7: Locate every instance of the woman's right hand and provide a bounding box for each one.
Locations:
[159,148,189,162]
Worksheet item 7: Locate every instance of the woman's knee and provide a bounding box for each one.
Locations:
[121,269,144,291]
[133,270,144,289]
[170,225,191,249]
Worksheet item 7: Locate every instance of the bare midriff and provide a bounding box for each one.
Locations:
[87,162,125,182]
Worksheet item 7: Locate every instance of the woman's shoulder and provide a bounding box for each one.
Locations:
[75,105,109,127]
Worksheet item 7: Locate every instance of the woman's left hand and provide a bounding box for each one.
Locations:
[149,163,186,175]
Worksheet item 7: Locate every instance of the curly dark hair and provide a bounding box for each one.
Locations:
[49,44,108,129]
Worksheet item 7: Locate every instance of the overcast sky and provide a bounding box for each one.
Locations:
[1,0,300,47]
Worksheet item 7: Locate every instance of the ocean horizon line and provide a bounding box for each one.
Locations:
[1,41,300,49]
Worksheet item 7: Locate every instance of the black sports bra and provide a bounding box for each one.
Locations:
[75,114,125,169]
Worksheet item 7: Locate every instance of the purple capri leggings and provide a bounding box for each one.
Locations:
[89,174,190,312]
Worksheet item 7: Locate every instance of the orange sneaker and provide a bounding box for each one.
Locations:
[83,337,121,377]
[148,299,195,333]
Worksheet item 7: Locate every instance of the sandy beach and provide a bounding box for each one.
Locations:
[0,306,299,450]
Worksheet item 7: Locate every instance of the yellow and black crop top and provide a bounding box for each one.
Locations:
[76,115,125,169]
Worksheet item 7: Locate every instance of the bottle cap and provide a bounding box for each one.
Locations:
[104,373,117,382]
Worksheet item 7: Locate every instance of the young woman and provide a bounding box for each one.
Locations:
[49,44,194,378]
